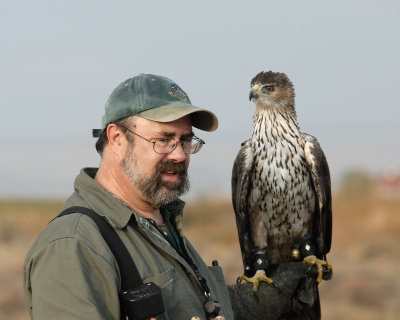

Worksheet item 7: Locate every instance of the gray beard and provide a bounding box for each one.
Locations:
[121,145,190,207]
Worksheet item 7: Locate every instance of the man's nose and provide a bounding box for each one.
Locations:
[166,142,187,162]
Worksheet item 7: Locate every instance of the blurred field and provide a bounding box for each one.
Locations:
[1,185,400,319]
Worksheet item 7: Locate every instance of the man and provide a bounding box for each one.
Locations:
[24,74,315,320]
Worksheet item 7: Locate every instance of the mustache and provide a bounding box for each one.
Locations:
[156,160,187,177]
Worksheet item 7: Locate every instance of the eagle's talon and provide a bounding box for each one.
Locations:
[303,255,331,283]
[237,271,275,291]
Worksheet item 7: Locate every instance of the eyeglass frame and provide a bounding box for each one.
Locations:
[118,125,205,155]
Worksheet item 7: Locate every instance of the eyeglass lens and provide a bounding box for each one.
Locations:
[154,138,202,154]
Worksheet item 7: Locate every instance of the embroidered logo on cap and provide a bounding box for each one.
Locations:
[168,85,188,101]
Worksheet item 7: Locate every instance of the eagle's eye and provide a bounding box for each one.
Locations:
[262,86,274,93]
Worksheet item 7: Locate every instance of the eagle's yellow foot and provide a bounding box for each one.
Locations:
[237,270,275,291]
[303,255,332,283]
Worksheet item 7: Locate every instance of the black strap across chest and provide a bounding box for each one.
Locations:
[57,206,141,291]
[56,206,218,319]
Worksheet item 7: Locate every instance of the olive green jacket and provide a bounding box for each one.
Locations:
[24,168,234,320]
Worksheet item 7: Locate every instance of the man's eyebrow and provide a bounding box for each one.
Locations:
[156,131,194,138]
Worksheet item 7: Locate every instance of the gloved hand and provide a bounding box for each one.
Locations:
[228,262,325,320]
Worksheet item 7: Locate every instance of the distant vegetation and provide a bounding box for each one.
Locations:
[1,171,400,319]
[338,169,373,195]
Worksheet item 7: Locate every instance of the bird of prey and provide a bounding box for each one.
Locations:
[232,71,332,318]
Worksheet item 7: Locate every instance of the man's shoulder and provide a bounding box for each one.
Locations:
[25,206,114,264]
[41,192,99,246]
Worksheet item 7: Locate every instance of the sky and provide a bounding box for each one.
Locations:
[1,0,399,199]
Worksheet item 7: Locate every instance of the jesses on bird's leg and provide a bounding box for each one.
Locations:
[237,252,278,291]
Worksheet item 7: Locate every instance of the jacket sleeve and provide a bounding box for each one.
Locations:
[24,219,121,319]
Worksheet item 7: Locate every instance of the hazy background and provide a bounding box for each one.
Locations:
[1,0,399,199]
[2,2,400,319]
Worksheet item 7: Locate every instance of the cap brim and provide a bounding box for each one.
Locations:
[137,102,218,132]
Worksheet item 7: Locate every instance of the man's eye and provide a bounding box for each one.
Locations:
[156,138,170,145]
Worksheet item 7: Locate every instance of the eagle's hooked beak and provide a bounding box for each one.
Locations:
[249,88,258,101]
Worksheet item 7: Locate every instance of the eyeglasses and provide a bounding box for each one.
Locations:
[120,126,205,154]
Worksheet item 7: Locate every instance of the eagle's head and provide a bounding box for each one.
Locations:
[249,71,296,118]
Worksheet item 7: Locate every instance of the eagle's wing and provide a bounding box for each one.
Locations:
[303,134,332,259]
[231,139,255,275]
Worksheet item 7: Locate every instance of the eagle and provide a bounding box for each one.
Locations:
[232,71,332,318]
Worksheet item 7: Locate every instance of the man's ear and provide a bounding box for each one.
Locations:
[106,123,126,157]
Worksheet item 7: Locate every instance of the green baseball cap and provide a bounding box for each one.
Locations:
[92,73,218,137]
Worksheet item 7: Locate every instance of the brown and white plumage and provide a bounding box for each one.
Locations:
[232,71,332,318]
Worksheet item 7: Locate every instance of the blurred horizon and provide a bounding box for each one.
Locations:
[1,0,399,199]
[2,177,400,319]
[0,167,394,202]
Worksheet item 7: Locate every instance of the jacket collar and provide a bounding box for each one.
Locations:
[74,168,185,229]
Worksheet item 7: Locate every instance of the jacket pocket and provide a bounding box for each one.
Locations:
[144,267,207,319]
[143,267,175,289]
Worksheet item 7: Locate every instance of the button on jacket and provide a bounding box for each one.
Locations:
[23,168,234,320]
